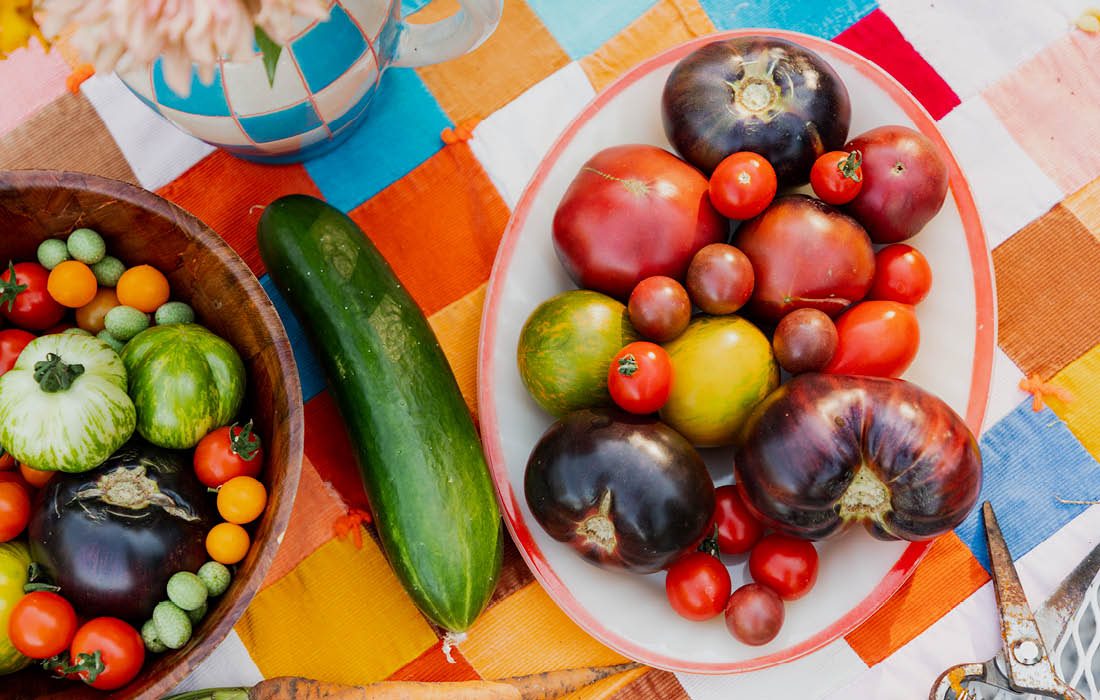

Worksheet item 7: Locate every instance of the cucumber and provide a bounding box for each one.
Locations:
[257,195,502,631]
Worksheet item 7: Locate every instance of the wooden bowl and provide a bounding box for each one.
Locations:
[0,170,304,698]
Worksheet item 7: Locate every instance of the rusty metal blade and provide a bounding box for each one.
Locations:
[1036,541,1100,649]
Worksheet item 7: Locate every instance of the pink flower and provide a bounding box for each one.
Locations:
[37,0,330,96]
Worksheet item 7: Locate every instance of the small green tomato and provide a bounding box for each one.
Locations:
[141,619,168,653]
[197,561,232,597]
[155,301,195,326]
[152,601,192,650]
[91,256,126,287]
[36,239,71,270]
[96,329,126,353]
[67,228,107,264]
[104,305,150,341]
[166,571,208,611]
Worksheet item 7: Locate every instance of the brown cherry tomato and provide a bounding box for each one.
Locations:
[75,287,120,334]
[772,308,838,374]
[627,276,691,342]
[686,243,755,315]
[725,583,784,645]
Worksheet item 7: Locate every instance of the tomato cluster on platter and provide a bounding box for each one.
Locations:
[517,34,982,647]
[0,228,269,691]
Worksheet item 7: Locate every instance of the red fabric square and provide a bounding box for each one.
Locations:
[834,9,961,121]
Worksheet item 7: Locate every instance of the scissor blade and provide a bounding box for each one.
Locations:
[984,503,1038,637]
[1035,540,1100,648]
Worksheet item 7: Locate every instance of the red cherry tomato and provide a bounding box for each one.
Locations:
[0,262,65,331]
[0,328,34,375]
[665,551,732,621]
[725,583,784,645]
[9,591,79,659]
[823,300,920,378]
[607,342,673,414]
[0,450,14,471]
[713,485,764,555]
[810,150,863,205]
[193,420,264,488]
[69,617,145,691]
[748,533,819,601]
[868,244,933,305]
[0,481,30,542]
[709,152,778,220]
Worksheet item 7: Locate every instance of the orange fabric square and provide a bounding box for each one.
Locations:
[984,32,1100,194]
[428,283,486,418]
[580,0,716,92]
[992,204,1100,379]
[411,0,570,123]
[260,454,347,589]
[156,149,323,275]
[845,533,989,665]
[1064,176,1100,241]
[348,142,510,316]
[387,640,481,682]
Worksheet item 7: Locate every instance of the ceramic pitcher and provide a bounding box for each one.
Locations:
[117,0,502,163]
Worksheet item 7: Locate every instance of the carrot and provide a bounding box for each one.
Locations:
[165,662,643,700]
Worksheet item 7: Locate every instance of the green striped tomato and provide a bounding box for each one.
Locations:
[121,324,245,449]
[0,334,136,472]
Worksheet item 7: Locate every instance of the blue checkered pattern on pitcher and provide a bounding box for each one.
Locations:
[119,0,404,163]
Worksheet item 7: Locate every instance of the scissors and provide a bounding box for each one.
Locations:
[930,502,1100,700]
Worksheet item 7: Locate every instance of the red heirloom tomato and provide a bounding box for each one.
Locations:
[810,150,863,205]
[824,300,920,378]
[665,550,732,621]
[748,533,819,601]
[868,244,933,305]
[607,342,673,415]
[713,485,764,555]
[69,617,145,690]
[9,591,79,659]
[0,262,65,331]
[0,481,30,542]
[193,420,264,488]
[0,328,34,375]
[552,144,726,300]
[708,152,777,220]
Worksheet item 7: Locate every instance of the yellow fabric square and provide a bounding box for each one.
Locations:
[1047,344,1100,460]
[460,582,646,698]
[428,282,486,417]
[580,0,716,92]
[235,534,438,685]
[1064,176,1100,241]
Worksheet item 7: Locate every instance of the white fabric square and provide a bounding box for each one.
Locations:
[221,50,311,116]
[879,0,1078,99]
[170,629,265,694]
[81,73,215,190]
[983,347,1031,432]
[677,638,868,699]
[468,61,597,209]
[938,95,1063,250]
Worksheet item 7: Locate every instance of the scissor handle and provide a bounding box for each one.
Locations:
[930,662,987,700]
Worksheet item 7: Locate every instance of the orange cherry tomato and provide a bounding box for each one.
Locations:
[47,260,98,308]
[9,591,79,659]
[0,481,30,541]
[19,463,55,489]
[115,265,170,313]
[206,522,250,565]
[216,476,267,525]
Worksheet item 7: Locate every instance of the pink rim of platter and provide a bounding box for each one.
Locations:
[478,29,996,674]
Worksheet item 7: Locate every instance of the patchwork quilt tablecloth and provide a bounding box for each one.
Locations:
[2,1,1099,697]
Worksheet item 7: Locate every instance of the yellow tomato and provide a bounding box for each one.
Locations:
[216,476,267,525]
[116,265,170,313]
[47,260,98,308]
[206,523,250,565]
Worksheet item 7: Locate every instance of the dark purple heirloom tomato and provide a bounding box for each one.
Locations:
[735,374,982,541]
[525,408,715,573]
[28,439,215,622]
[662,36,851,186]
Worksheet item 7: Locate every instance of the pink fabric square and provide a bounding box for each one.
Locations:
[0,41,70,137]
[984,31,1100,194]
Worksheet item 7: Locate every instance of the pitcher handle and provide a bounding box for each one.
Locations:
[391,0,503,68]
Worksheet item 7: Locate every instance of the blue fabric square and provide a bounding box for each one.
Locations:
[292,4,369,93]
[954,403,1100,571]
[401,0,431,13]
[239,101,323,143]
[260,275,326,403]
[698,0,876,38]
[152,60,231,116]
[304,67,451,212]
[526,0,659,58]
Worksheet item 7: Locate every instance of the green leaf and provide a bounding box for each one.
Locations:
[254,26,282,87]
